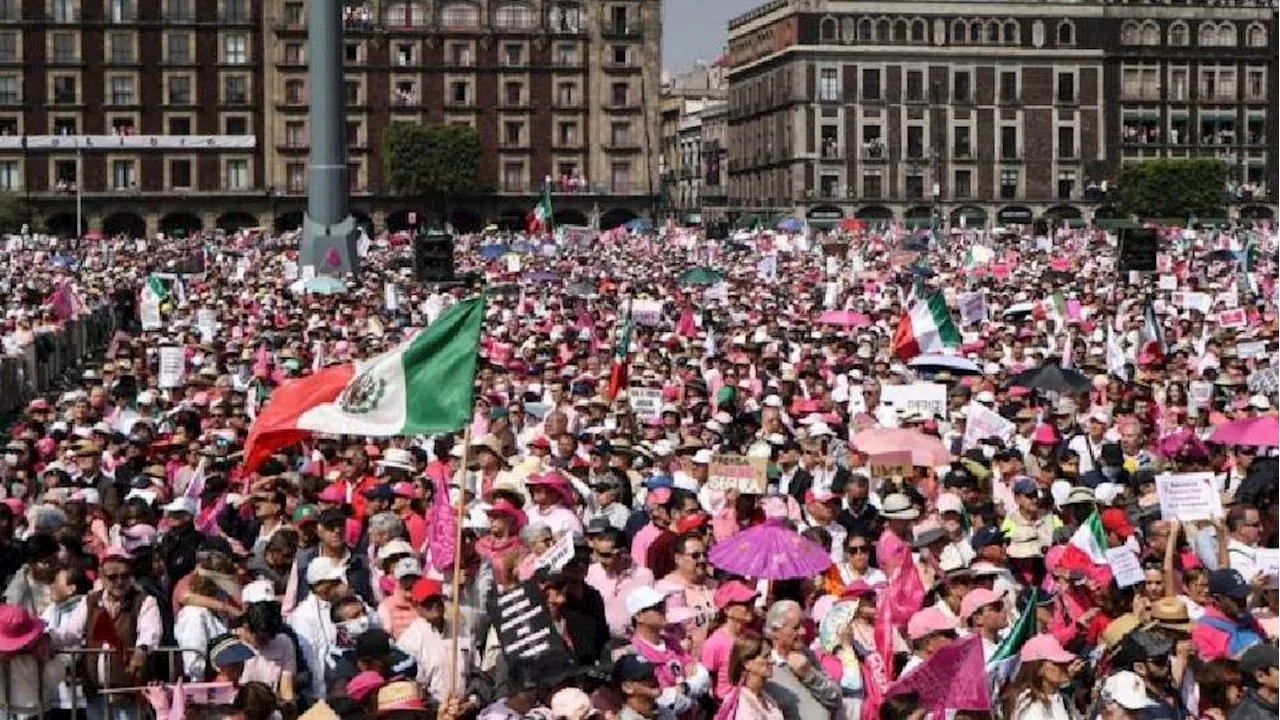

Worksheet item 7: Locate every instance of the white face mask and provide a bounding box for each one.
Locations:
[2,454,17,467]
[338,616,369,638]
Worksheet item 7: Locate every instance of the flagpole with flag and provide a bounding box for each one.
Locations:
[527,176,554,236]
[447,427,471,698]
[606,300,633,401]
[987,588,1038,691]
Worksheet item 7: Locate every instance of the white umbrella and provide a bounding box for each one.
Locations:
[908,354,982,375]
[1002,301,1037,318]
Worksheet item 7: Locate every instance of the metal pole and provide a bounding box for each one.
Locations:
[76,140,82,239]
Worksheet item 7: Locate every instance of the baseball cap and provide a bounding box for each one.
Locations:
[625,586,672,616]
[1103,671,1157,710]
[645,487,673,507]
[970,526,1007,551]
[306,557,346,586]
[585,517,613,536]
[411,578,444,604]
[1011,477,1038,497]
[713,580,758,609]
[906,607,958,641]
[1208,568,1250,599]
[936,493,965,515]
[292,504,320,525]
[1019,633,1076,663]
[959,588,1003,623]
[392,557,423,580]
[614,654,658,684]
[692,449,714,465]
[1100,508,1134,540]
[1239,643,1279,679]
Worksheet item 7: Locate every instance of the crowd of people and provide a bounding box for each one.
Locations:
[0,217,1276,720]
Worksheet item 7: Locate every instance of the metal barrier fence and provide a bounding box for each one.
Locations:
[0,646,231,720]
[0,304,116,418]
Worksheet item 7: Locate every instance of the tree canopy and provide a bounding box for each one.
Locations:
[1116,158,1230,220]
[383,122,485,203]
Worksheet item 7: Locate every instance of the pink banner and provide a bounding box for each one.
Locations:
[887,635,990,719]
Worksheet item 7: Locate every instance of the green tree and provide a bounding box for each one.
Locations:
[384,122,485,225]
[0,192,30,233]
[1116,158,1230,220]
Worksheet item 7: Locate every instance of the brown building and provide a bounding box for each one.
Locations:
[0,0,662,237]
[724,0,1277,230]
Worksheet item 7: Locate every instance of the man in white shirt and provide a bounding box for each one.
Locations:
[396,578,468,703]
[287,557,348,700]
[1067,410,1110,475]
[1226,506,1263,580]
[960,588,1007,663]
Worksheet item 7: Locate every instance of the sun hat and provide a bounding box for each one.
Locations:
[959,588,1003,623]
[1103,671,1157,710]
[1148,597,1192,632]
[210,635,256,669]
[347,670,386,702]
[713,580,758,609]
[881,492,919,520]
[550,688,595,720]
[0,605,45,652]
[375,681,427,713]
[161,497,197,515]
[1100,614,1143,651]
[1019,633,1076,663]
[377,447,416,471]
[485,498,529,530]
[936,493,965,515]
[906,607,958,641]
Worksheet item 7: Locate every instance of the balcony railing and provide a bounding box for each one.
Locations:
[601,23,643,38]
[819,144,843,159]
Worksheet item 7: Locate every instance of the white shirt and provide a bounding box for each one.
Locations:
[1067,433,1106,475]
[287,593,334,700]
[1227,538,1258,579]
[173,605,228,680]
[397,618,469,703]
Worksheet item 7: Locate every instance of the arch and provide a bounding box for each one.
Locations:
[903,205,932,221]
[449,209,483,234]
[996,205,1034,225]
[495,207,526,232]
[552,208,588,226]
[986,20,1000,43]
[819,15,837,42]
[1140,20,1159,45]
[598,207,638,230]
[949,205,988,227]
[892,19,907,42]
[1168,20,1189,46]
[1215,21,1236,47]
[951,19,966,44]
[1246,22,1266,47]
[158,212,202,237]
[493,1,534,29]
[857,17,872,41]
[910,19,926,42]
[1043,204,1083,219]
[216,211,258,232]
[384,209,419,232]
[1056,20,1075,46]
[1093,205,1126,220]
[102,212,146,239]
[440,0,479,28]
[875,18,890,42]
[1239,204,1274,220]
[1003,20,1019,44]
[273,211,304,234]
[44,213,86,238]
[1120,19,1139,44]
[855,205,893,221]
[1198,21,1217,47]
[969,20,982,43]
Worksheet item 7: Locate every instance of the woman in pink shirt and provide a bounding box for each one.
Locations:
[702,580,759,700]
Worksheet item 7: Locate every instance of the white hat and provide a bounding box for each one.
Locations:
[936,493,964,515]
[1103,671,1157,710]
[1089,409,1111,424]
[625,586,673,616]
[692,449,714,465]
[393,557,424,580]
[764,395,784,409]
[653,440,675,457]
[976,391,996,404]
[242,580,276,604]
[136,390,156,405]
[1250,394,1271,410]
[808,422,834,438]
[306,556,346,585]
[161,497,197,515]
[881,493,920,520]
[376,539,415,561]
[378,447,416,471]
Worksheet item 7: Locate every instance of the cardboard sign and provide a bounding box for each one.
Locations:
[1236,340,1267,360]
[1156,472,1223,522]
[1257,548,1280,583]
[1216,308,1247,329]
[486,582,569,665]
[534,533,575,573]
[627,386,662,421]
[158,346,186,389]
[630,299,663,327]
[879,383,948,420]
[707,455,768,494]
[1159,275,1178,291]
[1106,547,1145,588]
[870,450,915,479]
[962,401,1017,450]
[958,291,987,326]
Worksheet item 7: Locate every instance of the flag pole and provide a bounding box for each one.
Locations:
[447,426,472,699]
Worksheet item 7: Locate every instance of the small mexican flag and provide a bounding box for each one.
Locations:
[606,309,633,401]
[987,588,1038,688]
[892,292,960,360]
[1061,510,1108,570]
[527,184,553,234]
[1042,292,1068,329]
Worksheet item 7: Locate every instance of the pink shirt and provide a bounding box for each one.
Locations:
[378,594,418,640]
[701,626,736,699]
[586,562,656,638]
[631,523,661,568]
[528,505,583,536]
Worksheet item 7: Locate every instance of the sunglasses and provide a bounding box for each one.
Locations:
[846,545,871,554]
[104,572,132,582]
[683,552,707,560]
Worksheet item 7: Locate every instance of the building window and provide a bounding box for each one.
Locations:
[224,75,247,104]
[969,21,981,43]
[450,81,469,104]
[1056,72,1075,103]
[556,82,575,104]
[503,120,523,145]
[876,18,890,41]
[954,169,972,199]
[911,20,926,42]
[555,43,579,66]
[169,158,191,188]
[1000,169,1018,199]
[285,120,305,147]
[286,163,306,192]
[818,68,838,101]
[344,80,360,104]
[109,76,134,105]
[863,172,882,198]
[224,34,247,64]
[905,173,924,200]
[1246,67,1265,100]
[503,81,522,105]
[395,42,415,66]
[503,162,524,191]
[345,120,361,146]
[222,0,248,22]
[285,79,305,104]
[52,0,76,23]
[1000,126,1018,159]
[857,18,872,41]
[1058,126,1075,158]
[1215,23,1236,47]
[344,43,360,63]
[1246,24,1266,47]
[953,70,971,102]
[53,76,76,104]
[611,45,627,65]
[386,1,426,27]
[393,79,418,105]
[226,159,249,190]
[167,115,189,134]
[167,33,191,63]
[1121,20,1139,45]
[1169,22,1188,47]
[494,3,534,29]
[610,82,629,106]
[609,121,630,145]
[0,116,17,135]
[0,161,17,191]
[0,32,16,62]
[112,159,136,190]
[1199,65,1236,102]
[52,116,76,134]
[951,19,965,44]
[861,68,881,101]
[165,0,191,20]
[1121,65,1160,100]
[906,125,924,158]
[820,16,836,42]
[999,71,1018,102]
[1169,67,1188,101]
[548,2,581,33]
[610,162,631,191]
[557,121,577,145]
[1003,20,1018,44]
[284,43,303,64]
[224,115,248,134]
[54,159,77,186]
[905,70,923,102]
[109,0,133,23]
[504,43,524,66]
[1057,170,1075,200]
[1056,21,1074,46]
[448,42,472,66]
[107,31,134,63]
[441,2,479,28]
[52,32,77,62]
[953,126,971,158]
[167,75,191,104]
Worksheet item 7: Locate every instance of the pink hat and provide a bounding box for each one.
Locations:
[906,607,959,641]
[317,485,346,504]
[526,471,575,506]
[1032,424,1058,445]
[391,481,415,499]
[1019,633,1076,663]
[1,498,23,518]
[0,605,46,652]
[485,498,528,530]
[100,545,133,562]
[839,579,881,600]
[959,588,1003,622]
[713,580,758,609]
[347,670,385,702]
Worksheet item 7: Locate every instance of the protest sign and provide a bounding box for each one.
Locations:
[879,383,947,420]
[301,264,316,281]
[630,299,663,326]
[1106,547,1145,588]
[196,309,218,341]
[962,401,1017,450]
[384,283,399,312]
[1237,341,1268,360]
[870,450,914,479]
[1216,308,1247,329]
[1156,472,1223,522]
[534,533,576,573]
[958,291,987,326]
[704,282,729,302]
[1157,255,1173,273]
[1217,292,1239,310]
[505,253,522,273]
[487,582,570,666]
[707,455,768,494]
[1182,292,1212,314]
[1189,381,1213,408]
[1158,275,1177,291]
[627,386,662,421]
[1257,548,1280,583]
[158,346,186,389]
[282,260,298,280]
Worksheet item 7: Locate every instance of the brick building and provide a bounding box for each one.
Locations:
[723,0,1277,229]
[0,0,662,237]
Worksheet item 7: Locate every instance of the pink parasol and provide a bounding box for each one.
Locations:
[708,520,833,580]
[817,310,872,327]
[1207,415,1280,448]
[850,427,952,467]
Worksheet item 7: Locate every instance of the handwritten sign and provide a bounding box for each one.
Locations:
[962,401,1017,450]
[1156,472,1223,522]
[1189,381,1213,408]
[534,533,576,573]
[627,386,662,422]
[879,383,947,421]
[487,581,570,666]
[1216,308,1247,329]
[1257,548,1280,585]
[707,455,768,494]
[1106,547,1145,588]
[196,309,217,341]
[870,450,915,480]
[630,299,663,326]
[158,346,186,389]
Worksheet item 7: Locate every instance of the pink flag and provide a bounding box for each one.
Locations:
[425,466,457,571]
[46,283,82,321]
[877,529,924,627]
[676,304,697,338]
[886,635,990,719]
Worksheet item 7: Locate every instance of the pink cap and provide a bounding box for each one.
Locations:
[391,481,415,499]
[645,488,672,507]
[960,588,1003,622]
[1019,633,1076,663]
[317,485,346,504]
[1032,424,1058,444]
[906,607,959,641]
[713,580,758,609]
[346,670,385,702]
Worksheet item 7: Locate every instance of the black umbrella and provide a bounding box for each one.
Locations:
[1007,361,1092,393]
[1203,249,1237,263]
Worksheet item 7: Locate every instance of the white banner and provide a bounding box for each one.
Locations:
[879,383,948,421]
[627,386,662,421]
[958,291,987,326]
[1156,472,1223,521]
[630,300,663,327]
[158,346,186,389]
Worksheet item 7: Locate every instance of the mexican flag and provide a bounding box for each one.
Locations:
[606,310,633,401]
[892,292,960,360]
[527,185,553,234]
[243,297,485,472]
[1140,300,1166,360]
[1042,292,1068,328]
[139,275,167,329]
[987,588,1038,689]
[1061,510,1108,570]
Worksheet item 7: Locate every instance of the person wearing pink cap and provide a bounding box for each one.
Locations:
[960,588,1007,662]
[525,471,583,536]
[997,633,1083,720]
[902,607,959,675]
[702,580,759,699]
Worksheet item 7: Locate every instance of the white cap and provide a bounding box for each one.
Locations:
[1089,409,1111,424]
[376,539,415,561]
[161,497,197,515]
[625,586,673,617]
[936,493,964,515]
[306,556,346,586]
[763,395,784,409]
[392,557,424,580]
[136,390,156,405]
[1250,394,1271,410]
[242,580,276,604]
[808,422,834,438]
[976,391,996,404]
[653,440,675,457]
[692,449,714,464]
[1103,671,1157,710]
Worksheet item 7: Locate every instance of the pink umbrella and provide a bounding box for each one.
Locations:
[850,427,952,466]
[817,310,871,327]
[708,520,833,580]
[1208,415,1280,448]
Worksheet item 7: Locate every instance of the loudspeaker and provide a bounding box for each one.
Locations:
[1118,228,1158,273]
[414,232,455,282]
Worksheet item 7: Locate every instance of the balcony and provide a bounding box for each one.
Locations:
[819,144,843,161]
[604,139,642,152]
[859,145,887,162]
[601,23,643,39]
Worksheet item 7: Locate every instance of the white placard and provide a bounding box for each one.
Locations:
[1217,292,1239,310]
[1257,548,1280,583]
[1182,292,1212,314]
[1159,275,1178,291]
[879,383,948,421]
[505,254,522,273]
[140,294,162,330]
[534,533,576,573]
[301,265,316,281]
[1237,341,1268,360]
[282,260,299,280]
[704,282,728,302]
[958,291,987,326]
[1106,547,1145,588]
[630,299,663,327]
[158,346,186,389]
[196,309,218,341]
[962,401,1017,450]
[627,386,662,421]
[1189,381,1213,408]
[1156,472,1223,522]
[384,283,399,312]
